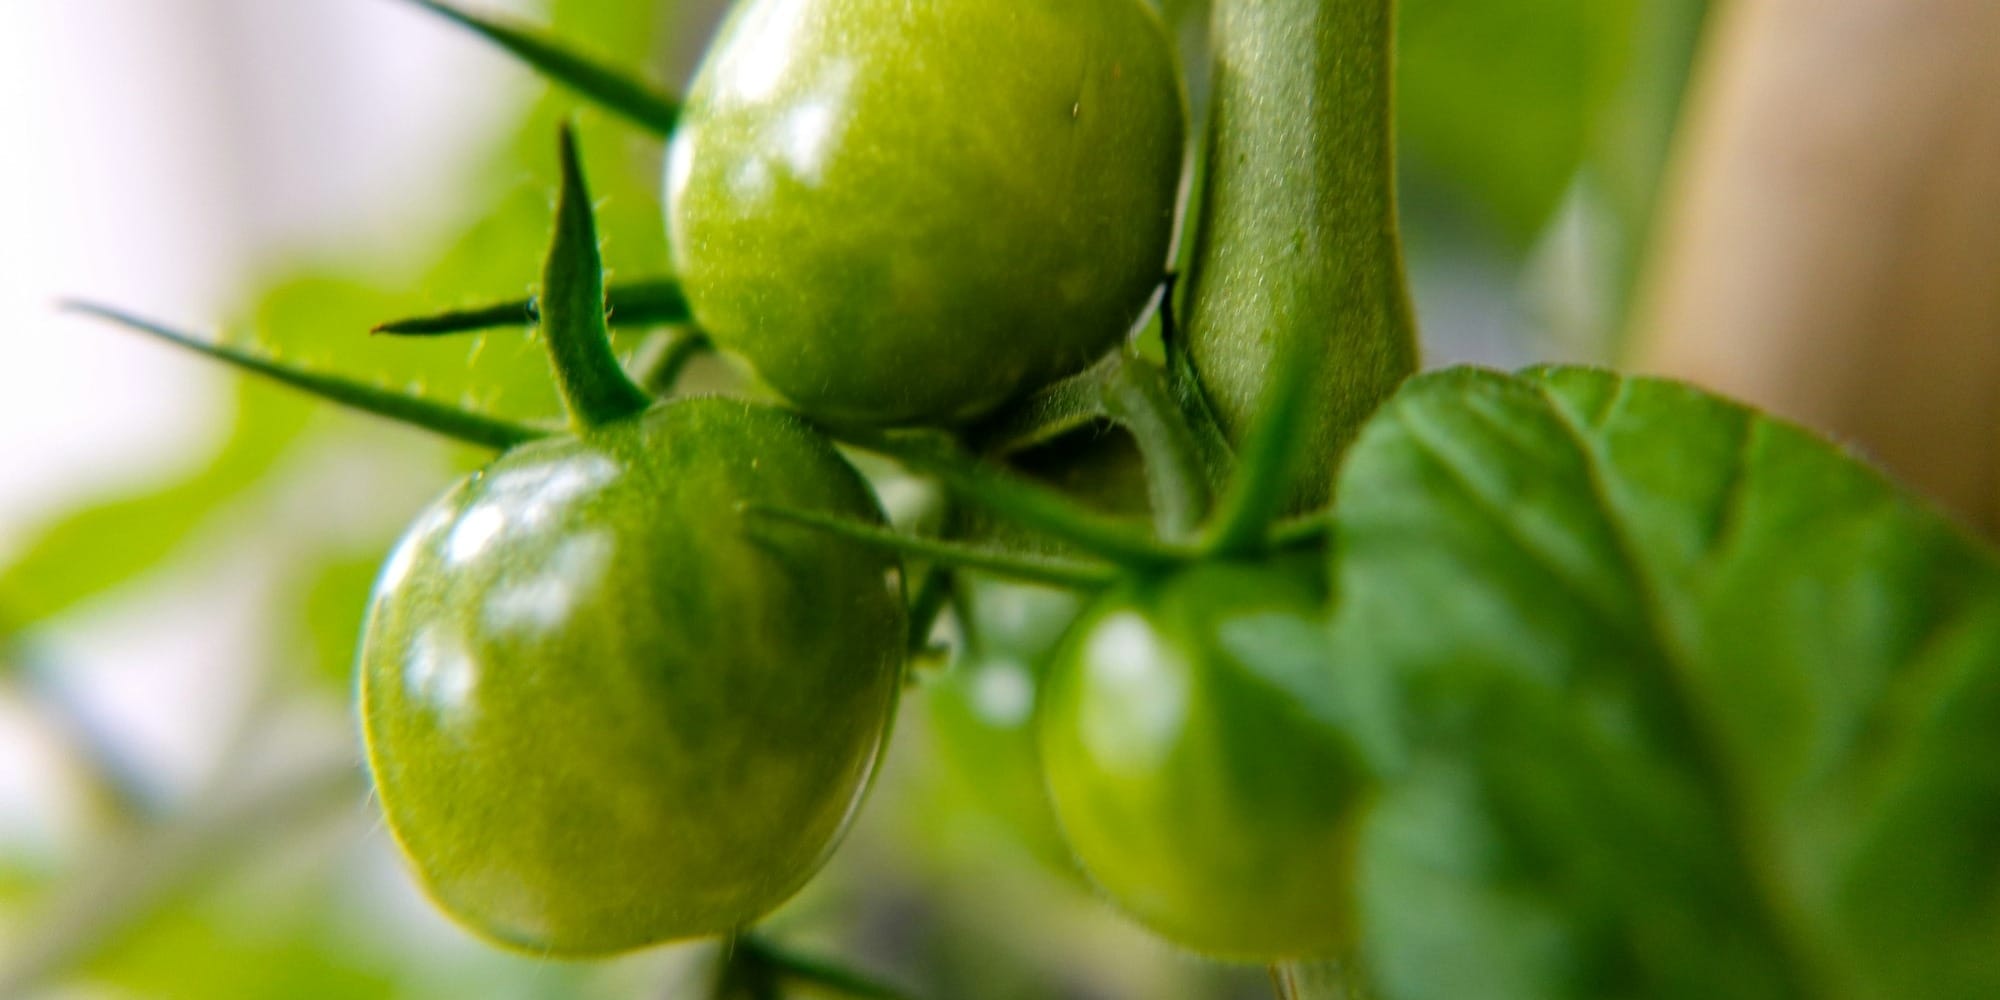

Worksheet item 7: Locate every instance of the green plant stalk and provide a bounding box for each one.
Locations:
[1181,0,1419,510]
[542,126,653,430]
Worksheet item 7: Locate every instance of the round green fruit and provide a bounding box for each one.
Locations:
[1038,563,1367,960]
[666,0,1188,425]
[359,397,905,956]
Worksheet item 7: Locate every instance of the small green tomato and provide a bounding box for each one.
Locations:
[360,397,904,956]
[1038,563,1367,960]
[666,0,1188,425]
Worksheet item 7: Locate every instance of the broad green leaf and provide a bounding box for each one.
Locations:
[1329,366,2000,999]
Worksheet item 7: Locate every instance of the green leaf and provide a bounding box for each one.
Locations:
[1397,0,1643,243]
[1329,366,2000,999]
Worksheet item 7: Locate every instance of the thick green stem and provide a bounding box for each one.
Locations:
[543,126,653,430]
[1182,0,1419,510]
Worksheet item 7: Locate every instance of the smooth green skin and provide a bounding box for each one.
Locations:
[1039,563,1368,960]
[1182,0,1417,510]
[359,397,905,956]
[666,0,1187,426]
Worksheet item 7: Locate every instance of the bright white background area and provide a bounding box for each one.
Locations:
[0,0,534,859]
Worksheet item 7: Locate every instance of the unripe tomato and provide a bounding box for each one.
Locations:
[666,0,1188,425]
[360,397,904,956]
[1038,563,1366,960]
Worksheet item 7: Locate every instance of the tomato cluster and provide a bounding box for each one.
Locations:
[106,0,1374,973]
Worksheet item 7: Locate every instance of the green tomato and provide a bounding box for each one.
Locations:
[666,0,1188,425]
[359,397,904,956]
[1038,563,1367,960]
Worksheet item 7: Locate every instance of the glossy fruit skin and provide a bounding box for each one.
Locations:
[1039,563,1366,960]
[666,0,1188,425]
[359,397,904,956]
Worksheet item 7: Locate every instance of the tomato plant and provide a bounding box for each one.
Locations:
[20,0,2000,998]
[665,0,1188,425]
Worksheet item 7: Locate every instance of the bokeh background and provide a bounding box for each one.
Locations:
[4,0,1995,997]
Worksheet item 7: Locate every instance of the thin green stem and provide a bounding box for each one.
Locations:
[734,936,921,1000]
[964,352,1117,456]
[63,303,545,450]
[1102,355,1210,540]
[371,277,691,336]
[742,505,1116,591]
[638,327,713,397]
[543,126,653,430]
[402,0,679,136]
[833,429,1193,572]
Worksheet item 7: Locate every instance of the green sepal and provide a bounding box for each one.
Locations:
[540,126,653,430]
[403,0,679,136]
[370,277,691,336]
[63,303,546,450]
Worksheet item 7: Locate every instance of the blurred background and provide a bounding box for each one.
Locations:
[3,0,1995,997]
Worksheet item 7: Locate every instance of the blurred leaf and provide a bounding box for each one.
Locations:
[1397,0,1646,244]
[1330,367,2000,999]
[2,0,679,644]
[88,899,398,1000]
[0,380,312,635]
[296,549,393,693]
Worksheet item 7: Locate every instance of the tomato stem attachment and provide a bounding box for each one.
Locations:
[62,302,546,450]
[742,504,1116,591]
[1103,355,1210,540]
[370,277,691,336]
[540,126,654,431]
[831,429,1195,572]
[400,0,680,136]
